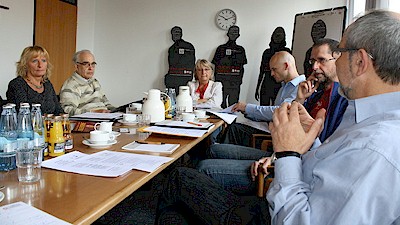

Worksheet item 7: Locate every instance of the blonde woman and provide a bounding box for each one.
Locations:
[187,59,223,108]
[6,46,64,114]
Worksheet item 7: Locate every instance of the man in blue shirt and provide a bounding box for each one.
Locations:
[155,10,400,225]
[222,51,305,147]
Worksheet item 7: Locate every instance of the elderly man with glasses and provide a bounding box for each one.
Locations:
[60,50,115,116]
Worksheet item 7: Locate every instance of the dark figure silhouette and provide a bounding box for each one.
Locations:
[164,26,195,94]
[255,27,291,105]
[212,26,247,108]
[303,19,327,77]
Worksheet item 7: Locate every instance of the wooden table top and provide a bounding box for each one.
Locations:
[0,119,224,224]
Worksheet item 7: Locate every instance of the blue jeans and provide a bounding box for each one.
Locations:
[197,144,271,195]
[156,167,270,225]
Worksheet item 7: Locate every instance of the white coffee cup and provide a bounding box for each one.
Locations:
[89,130,116,144]
[182,113,196,122]
[126,103,142,114]
[194,110,206,118]
[94,122,113,132]
[123,113,137,122]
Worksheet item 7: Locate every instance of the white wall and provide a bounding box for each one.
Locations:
[0,0,346,106]
[78,0,346,106]
[0,0,33,99]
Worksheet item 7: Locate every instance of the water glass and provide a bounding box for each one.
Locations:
[137,114,151,128]
[175,106,186,121]
[16,148,42,183]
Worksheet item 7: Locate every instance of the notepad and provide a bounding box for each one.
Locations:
[122,141,180,154]
[154,120,214,130]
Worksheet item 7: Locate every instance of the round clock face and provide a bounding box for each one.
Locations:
[216,9,237,30]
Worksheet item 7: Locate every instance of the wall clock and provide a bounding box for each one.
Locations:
[215,9,237,30]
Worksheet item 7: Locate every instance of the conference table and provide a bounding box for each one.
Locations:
[0,118,224,224]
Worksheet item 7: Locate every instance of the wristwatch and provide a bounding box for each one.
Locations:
[271,151,301,164]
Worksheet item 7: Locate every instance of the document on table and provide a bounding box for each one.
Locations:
[154,120,214,130]
[207,105,238,124]
[122,141,180,154]
[143,126,211,137]
[70,112,123,121]
[0,201,72,225]
[42,150,173,176]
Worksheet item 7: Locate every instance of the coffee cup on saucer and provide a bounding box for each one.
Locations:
[94,121,113,132]
[123,113,137,122]
[89,130,116,144]
[182,113,196,122]
[194,110,206,118]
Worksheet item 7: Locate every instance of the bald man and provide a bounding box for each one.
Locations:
[223,51,306,146]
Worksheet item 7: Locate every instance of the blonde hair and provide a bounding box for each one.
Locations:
[194,59,214,80]
[16,46,53,81]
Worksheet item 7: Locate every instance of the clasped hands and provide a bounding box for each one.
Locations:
[251,101,326,181]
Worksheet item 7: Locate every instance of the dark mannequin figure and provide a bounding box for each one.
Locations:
[164,26,195,94]
[255,27,291,105]
[303,19,327,77]
[212,26,247,108]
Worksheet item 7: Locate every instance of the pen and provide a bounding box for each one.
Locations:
[187,121,203,126]
[136,141,165,145]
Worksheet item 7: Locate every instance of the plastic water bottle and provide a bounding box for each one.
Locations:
[168,88,177,117]
[31,104,45,150]
[0,105,18,171]
[17,103,33,140]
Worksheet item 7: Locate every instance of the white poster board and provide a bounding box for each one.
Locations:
[292,7,347,74]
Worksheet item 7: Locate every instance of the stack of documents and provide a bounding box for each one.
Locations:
[122,141,180,154]
[70,112,123,122]
[204,105,238,124]
[0,202,72,225]
[42,150,173,177]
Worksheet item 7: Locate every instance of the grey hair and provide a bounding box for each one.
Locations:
[72,50,93,63]
[345,10,400,85]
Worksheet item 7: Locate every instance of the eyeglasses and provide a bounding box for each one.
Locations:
[308,58,336,65]
[331,48,374,60]
[76,61,97,67]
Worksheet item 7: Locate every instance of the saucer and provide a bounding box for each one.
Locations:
[118,120,138,126]
[196,115,210,119]
[111,131,121,137]
[82,139,117,148]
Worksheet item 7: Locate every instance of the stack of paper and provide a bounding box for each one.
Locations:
[42,150,173,177]
[207,105,238,124]
[143,126,210,137]
[122,141,180,154]
[70,112,123,122]
[154,120,214,130]
[0,202,72,225]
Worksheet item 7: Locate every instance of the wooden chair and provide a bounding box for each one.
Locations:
[251,133,274,198]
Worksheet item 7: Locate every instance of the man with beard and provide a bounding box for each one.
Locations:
[295,38,348,142]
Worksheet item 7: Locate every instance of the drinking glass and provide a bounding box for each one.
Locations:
[16,148,42,183]
[175,106,186,121]
[137,114,151,128]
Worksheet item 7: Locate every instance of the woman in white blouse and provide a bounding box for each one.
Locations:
[187,59,223,108]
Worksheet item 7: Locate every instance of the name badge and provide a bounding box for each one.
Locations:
[179,49,185,54]
[226,49,232,55]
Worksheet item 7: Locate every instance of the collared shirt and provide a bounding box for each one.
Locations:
[267,91,400,225]
[245,75,305,121]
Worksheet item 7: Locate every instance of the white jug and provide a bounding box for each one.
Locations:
[176,86,193,113]
[142,89,170,123]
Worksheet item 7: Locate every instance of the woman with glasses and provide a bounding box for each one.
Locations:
[187,59,223,109]
[6,46,64,114]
